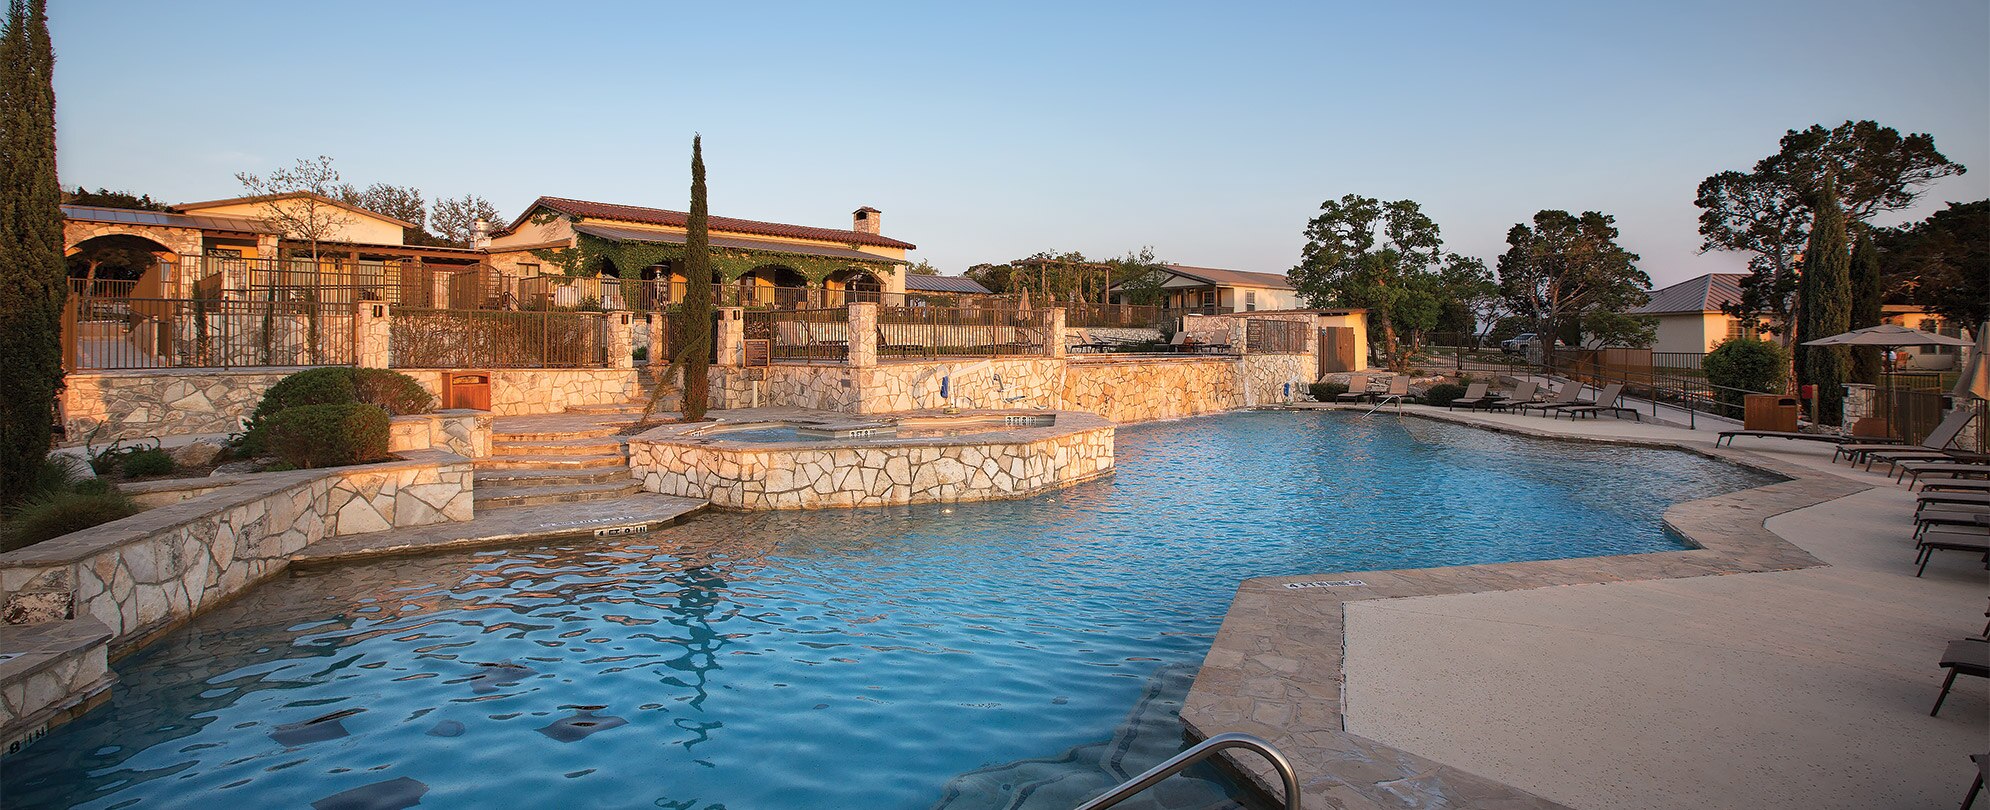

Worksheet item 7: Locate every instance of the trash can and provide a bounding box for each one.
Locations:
[443,372,491,411]
[1744,394,1799,431]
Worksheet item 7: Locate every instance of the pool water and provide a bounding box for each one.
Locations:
[2,412,1779,809]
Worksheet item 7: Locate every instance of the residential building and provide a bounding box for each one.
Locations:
[1108,264,1299,314]
[1630,273,1766,355]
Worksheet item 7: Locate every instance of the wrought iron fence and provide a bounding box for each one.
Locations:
[1066,303,1166,329]
[876,305,1049,359]
[172,256,499,308]
[1244,318,1309,354]
[389,308,608,369]
[744,307,849,362]
[63,296,355,370]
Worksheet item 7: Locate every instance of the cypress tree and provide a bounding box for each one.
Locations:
[1847,230,1883,385]
[678,135,712,422]
[1799,176,1852,425]
[0,0,66,505]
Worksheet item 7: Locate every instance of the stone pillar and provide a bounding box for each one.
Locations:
[608,312,635,370]
[649,312,667,367]
[847,303,878,368]
[1228,317,1250,354]
[715,307,744,367]
[355,301,392,369]
[1048,307,1067,359]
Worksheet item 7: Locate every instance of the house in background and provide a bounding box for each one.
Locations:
[1630,273,1765,355]
[485,197,914,309]
[1108,264,1298,314]
[1881,304,1971,370]
[902,273,994,302]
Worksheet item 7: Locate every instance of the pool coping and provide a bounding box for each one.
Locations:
[1182,405,1869,809]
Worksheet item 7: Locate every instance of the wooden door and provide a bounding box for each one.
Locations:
[1319,327,1356,374]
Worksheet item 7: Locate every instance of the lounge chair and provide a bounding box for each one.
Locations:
[1067,328,1111,354]
[1917,527,1990,577]
[1923,479,1990,494]
[1931,638,1989,715]
[1485,379,1541,412]
[1715,429,1868,449]
[1557,383,1641,421]
[1915,506,1990,540]
[1962,753,1985,810]
[1515,383,1583,415]
[1166,332,1190,353]
[1918,492,1990,514]
[1333,375,1376,402]
[1837,408,1978,467]
[1369,376,1410,406]
[1897,458,1990,488]
[1444,382,1490,410]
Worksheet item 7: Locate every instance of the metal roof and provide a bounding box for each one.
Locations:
[572,223,902,265]
[61,204,276,234]
[1111,263,1294,291]
[514,196,916,250]
[904,274,992,294]
[1632,273,1747,315]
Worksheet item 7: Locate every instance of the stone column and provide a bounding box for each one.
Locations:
[1228,317,1250,354]
[1048,307,1067,359]
[847,302,877,368]
[649,312,667,367]
[355,301,392,369]
[715,306,744,367]
[608,312,635,370]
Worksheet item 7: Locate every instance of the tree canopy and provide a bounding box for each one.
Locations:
[964,248,1165,304]
[1878,199,1988,327]
[1289,194,1487,364]
[1494,210,1649,367]
[62,187,168,211]
[0,0,64,504]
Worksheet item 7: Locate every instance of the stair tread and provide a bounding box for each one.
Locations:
[474,467,626,484]
[476,453,625,468]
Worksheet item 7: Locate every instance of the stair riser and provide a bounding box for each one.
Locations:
[475,470,627,487]
[492,427,625,442]
[490,442,624,457]
[476,456,625,471]
[475,485,642,509]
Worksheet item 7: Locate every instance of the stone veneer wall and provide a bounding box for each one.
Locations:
[398,368,638,416]
[0,450,472,649]
[62,368,303,443]
[629,413,1114,509]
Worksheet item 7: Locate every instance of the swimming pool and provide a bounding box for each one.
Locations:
[2,411,1779,809]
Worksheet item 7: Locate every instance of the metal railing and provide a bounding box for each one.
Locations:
[63,295,355,370]
[1075,732,1299,810]
[1066,303,1166,329]
[876,305,1049,359]
[389,308,609,368]
[176,256,500,309]
[1245,318,1309,354]
[743,306,849,362]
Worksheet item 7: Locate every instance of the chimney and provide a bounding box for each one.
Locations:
[471,218,491,249]
[852,206,881,235]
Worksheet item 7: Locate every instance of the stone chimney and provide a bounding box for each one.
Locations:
[471,218,492,249]
[852,206,881,235]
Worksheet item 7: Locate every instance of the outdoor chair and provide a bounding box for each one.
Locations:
[1068,328,1114,354]
[1918,492,1990,517]
[1369,376,1410,406]
[1962,753,1985,810]
[1921,479,1990,494]
[1486,379,1541,412]
[1837,408,1978,468]
[1334,375,1376,402]
[1556,383,1642,421]
[1444,382,1490,410]
[1915,506,1990,540]
[1515,383,1583,415]
[1166,333,1191,353]
[1714,429,1866,449]
[1931,637,1989,715]
[1916,526,1990,577]
[1896,458,1990,489]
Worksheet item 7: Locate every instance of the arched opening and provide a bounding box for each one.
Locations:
[735,265,810,308]
[825,268,884,305]
[66,234,172,297]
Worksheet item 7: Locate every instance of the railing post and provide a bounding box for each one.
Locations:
[1048,307,1066,359]
[355,301,392,368]
[648,312,667,368]
[715,306,745,367]
[847,302,877,368]
[608,312,634,369]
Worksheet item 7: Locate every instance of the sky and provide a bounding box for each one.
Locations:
[47,0,1990,289]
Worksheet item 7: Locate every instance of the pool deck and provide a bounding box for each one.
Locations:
[1186,403,1984,809]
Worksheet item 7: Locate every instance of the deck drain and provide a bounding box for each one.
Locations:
[1282,579,1366,589]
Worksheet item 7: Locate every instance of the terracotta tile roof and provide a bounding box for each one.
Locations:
[511,196,915,250]
[572,223,901,265]
[1632,273,1747,315]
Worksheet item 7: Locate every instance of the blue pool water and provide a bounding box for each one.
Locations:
[3,411,1779,809]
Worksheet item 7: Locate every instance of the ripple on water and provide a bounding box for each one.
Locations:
[1,411,1777,809]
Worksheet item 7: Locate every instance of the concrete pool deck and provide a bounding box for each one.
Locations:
[1186,404,1984,809]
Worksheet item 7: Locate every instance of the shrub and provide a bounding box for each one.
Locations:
[118,447,176,477]
[263,403,392,469]
[353,368,436,416]
[1421,382,1467,406]
[1308,382,1348,401]
[1704,338,1789,408]
[3,489,141,552]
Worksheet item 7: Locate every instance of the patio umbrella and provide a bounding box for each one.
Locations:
[1952,320,1988,401]
[1804,323,1974,439]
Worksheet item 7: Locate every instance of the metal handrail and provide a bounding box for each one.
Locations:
[1073,732,1301,810]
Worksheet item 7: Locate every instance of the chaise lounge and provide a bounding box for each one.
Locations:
[1556,383,1642,421]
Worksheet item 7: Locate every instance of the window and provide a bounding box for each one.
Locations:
[1725,317,1749,343]
[1245,290,1258,311]
[518,262,540,277]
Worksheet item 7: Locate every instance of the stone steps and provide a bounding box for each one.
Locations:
[491,424,625,443]
[475,452,625,471]
[490,437,626,456]
[473,480,643,509]
[565,402,648,415]
[474,466,627,487]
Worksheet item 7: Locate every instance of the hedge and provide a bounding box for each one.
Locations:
[262,403,392,469]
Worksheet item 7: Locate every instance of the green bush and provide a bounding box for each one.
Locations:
[240,368,432,456]
[1704,338,1789,408]
[1308,382,1349,401]
[3,489,141,552]
[263,403,392,469]
[118,447,176,477]
[1421,382,1467,405]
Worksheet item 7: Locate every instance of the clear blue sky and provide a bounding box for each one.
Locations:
[48,0,1989,288]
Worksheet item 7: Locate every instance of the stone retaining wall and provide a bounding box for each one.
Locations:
[396,368,638,416]
[0,450,473,649]
[629,412,1114,509]
[62,368,303,443]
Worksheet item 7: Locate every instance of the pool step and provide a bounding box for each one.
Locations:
[474,467,628,488]
[475,452,625,471]
[474,480,643,510]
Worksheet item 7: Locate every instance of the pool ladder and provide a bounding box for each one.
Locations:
[1073,732,1301,810]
